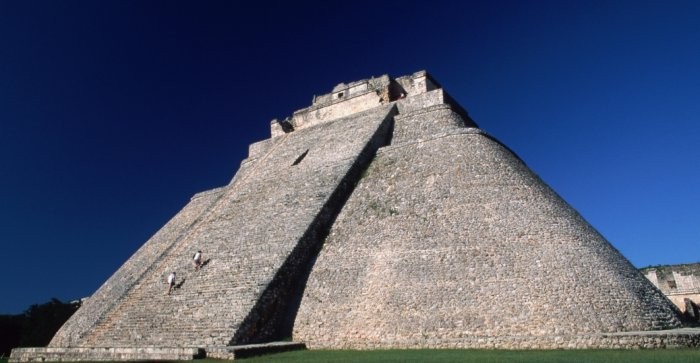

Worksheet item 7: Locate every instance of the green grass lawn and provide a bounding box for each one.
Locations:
[236,349,700,363]
[3,349,700,362]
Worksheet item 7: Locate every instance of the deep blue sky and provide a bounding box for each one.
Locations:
[1,1,698,314]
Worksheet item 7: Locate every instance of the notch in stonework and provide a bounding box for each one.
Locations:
[292,149,309,166]
[377,80,408,104]
[277,117,295,133]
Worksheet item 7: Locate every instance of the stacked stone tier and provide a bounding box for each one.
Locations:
[294,106,681,348]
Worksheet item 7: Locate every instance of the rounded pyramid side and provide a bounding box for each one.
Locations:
[292,110,681,349]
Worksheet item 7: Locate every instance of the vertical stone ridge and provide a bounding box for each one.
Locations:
[230,105,396,344]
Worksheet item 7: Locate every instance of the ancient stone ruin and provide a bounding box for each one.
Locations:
[641,263,700,322]
[11,71,700,361]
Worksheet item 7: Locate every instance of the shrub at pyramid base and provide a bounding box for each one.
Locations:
[11,71,695,362]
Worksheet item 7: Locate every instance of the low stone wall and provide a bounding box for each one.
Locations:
[305,329,700,350]
[9,330,700,361]
[9,347,203,362]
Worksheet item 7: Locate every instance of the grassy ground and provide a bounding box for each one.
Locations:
[236,349,700,363]
[2,349,700,362]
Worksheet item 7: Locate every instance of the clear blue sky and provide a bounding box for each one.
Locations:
[1,0,698,314]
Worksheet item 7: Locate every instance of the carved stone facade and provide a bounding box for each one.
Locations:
[11,71,699,361]
[641,263,700,321]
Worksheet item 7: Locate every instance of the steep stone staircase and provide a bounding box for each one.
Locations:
[57,105,396,350]
[48,187,226,348]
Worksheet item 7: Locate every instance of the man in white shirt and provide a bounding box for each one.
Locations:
[193,250,203,271]
[167,272,176,294]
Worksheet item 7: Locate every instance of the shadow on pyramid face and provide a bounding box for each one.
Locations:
[174,278,186,290]
[200,258,211,269]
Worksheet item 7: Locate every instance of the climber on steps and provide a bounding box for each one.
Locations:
[167,272,176,294]
[193,250,203,271]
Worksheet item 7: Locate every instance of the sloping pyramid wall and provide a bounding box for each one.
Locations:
[48,105,395,349]
[15,71,695,361]
[293,103,682,348]
[47,187,225,348]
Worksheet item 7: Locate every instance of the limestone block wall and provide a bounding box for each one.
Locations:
[289,75,391,131]
[642,264,700,294]
[286,71,452,134]
[392,104,467,144]
[394,70,439,95]
[642,264,700,314]
[667,294,700,314]
[247,137,279,160]
[294,91,382,130]
[394,89,476,128]
[311,75,390,109]
[294,104,681,349]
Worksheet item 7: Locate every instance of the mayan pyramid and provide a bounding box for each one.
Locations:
[12,71,698,361]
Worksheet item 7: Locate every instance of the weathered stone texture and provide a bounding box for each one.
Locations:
[15,70,697,361]
[288,75,392,132]
[641,263,700,318]
[71,105,394,349]
[290,330,700,350]
[293,103,681,348]
[49,188,225,348]
[10,347,202,362]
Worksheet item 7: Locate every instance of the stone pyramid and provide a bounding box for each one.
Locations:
[12,71,697,361]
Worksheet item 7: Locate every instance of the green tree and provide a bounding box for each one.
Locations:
[0,314,23,357]
[19,298,80,347]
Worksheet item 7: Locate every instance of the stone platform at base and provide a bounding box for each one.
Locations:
[9,342,306,362]
[10,330,700,361]
[310,328,700,350]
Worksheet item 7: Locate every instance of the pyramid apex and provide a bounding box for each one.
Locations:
[269,70,473,138]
